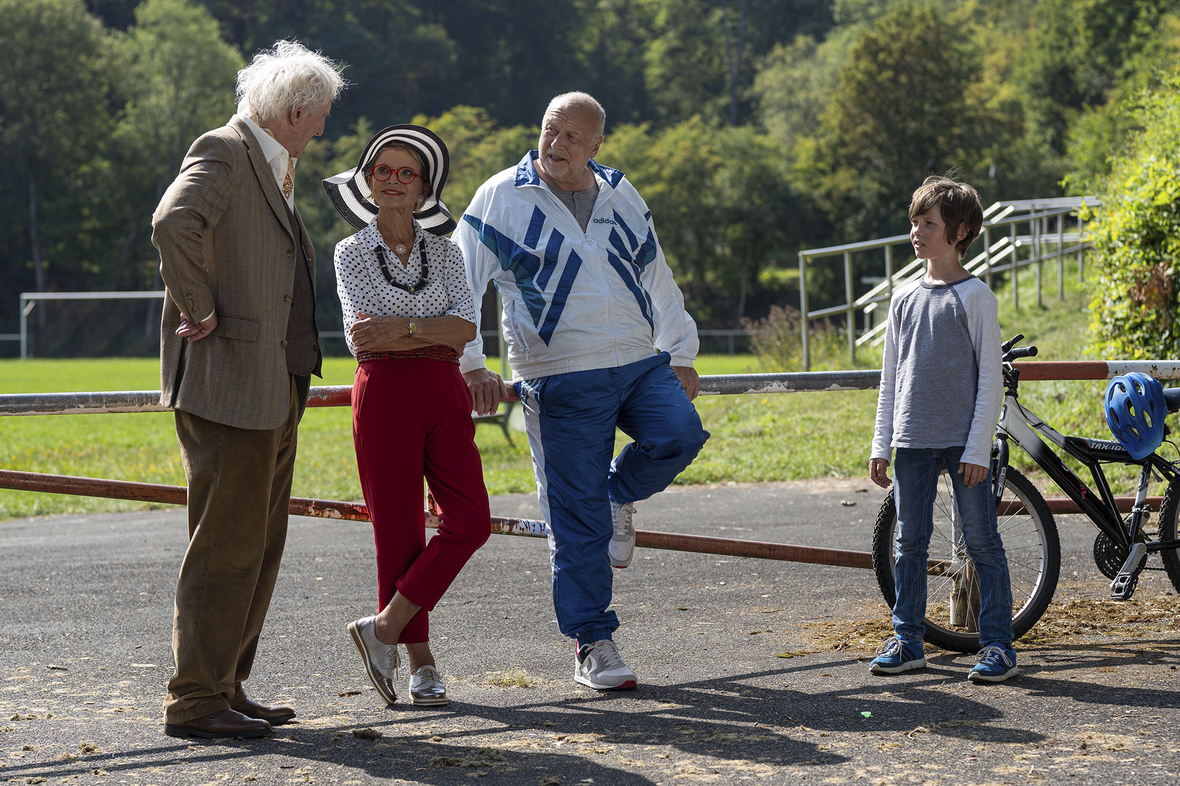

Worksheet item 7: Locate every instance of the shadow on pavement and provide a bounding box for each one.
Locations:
[3,659,1059,784]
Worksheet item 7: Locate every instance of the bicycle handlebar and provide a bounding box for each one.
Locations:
[1001,334,1038,365]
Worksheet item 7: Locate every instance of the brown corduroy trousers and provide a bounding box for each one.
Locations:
[164,375,307,723]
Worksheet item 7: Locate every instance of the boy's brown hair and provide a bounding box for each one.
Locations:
[908,175,983,258]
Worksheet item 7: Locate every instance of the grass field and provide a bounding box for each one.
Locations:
[0,255,1145,521]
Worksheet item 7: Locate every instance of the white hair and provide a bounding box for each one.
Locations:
[236,40,347,124]
[546,92,606,138]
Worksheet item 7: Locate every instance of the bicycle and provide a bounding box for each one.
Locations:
[871,334,1180,653]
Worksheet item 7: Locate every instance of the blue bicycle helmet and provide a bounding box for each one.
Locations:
[1104,372,1167,460]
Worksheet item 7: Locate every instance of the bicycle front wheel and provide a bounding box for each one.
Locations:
[871,468,1060,653]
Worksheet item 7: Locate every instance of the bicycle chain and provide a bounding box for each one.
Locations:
[1093,531,1164,578]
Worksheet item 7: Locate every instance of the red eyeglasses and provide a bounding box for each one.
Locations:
[369,165,425,185]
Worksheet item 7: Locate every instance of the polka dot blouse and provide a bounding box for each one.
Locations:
[334,221,478,357]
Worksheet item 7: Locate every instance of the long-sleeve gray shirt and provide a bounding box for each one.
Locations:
[870,275,1003,468]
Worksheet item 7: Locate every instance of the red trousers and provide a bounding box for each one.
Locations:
[352,357,491,643]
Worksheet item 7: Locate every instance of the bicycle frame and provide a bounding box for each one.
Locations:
[995,390,1180,556]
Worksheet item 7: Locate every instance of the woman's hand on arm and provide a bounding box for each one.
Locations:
[407,315,474,352]
[349,312,476,353]
[428,315,477,353]
[349,312,411,352]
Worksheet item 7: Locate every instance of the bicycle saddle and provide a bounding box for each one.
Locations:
[1165,388,1180,414]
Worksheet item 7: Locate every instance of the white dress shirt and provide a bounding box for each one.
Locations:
[236,113,296,212]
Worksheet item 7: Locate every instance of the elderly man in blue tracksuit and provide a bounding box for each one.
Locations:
[457,91,709,691]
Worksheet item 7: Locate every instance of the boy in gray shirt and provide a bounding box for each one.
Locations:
[868,176,1017,683]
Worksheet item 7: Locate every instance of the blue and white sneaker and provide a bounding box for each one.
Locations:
[574,639,637,690]
[869,636,927,674]
[968,644,1019,683]
[608,500,636,569]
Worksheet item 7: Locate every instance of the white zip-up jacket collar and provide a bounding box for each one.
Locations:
[456,150,698,381]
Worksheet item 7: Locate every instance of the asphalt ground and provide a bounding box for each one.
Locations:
[3,479,1180,785]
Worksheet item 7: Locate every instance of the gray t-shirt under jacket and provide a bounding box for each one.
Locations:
[545,180,600,233]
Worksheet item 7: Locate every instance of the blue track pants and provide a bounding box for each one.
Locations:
[517,352,710,645]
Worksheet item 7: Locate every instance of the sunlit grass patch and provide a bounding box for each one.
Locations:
[484,669,534,688]
[0,257,1119,521]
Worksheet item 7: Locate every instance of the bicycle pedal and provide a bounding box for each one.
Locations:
[1110,542,1148,601]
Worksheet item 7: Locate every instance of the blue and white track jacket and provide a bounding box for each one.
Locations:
[456,151,699,381]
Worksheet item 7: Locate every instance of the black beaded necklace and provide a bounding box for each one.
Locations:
[374,238,429,293]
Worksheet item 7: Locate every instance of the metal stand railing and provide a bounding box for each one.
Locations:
[798,197,1098,370]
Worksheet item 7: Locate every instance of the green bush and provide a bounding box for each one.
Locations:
[1088,73,1180,359]
[741,305,880,371]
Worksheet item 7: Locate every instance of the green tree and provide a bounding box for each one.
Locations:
[752,29,857,152]
[190,0,457,132]
[110,0,243,290]
[1064,12,1180,193]
[1017,0,1174,157]
[0,0,113,319]
[391,0,588,126]
[712,126,804,322]
[599,118,803,325]
[811,1,997,239]
[1087,73,1180,359]
[85,0,140,28]
[641,0,730,124]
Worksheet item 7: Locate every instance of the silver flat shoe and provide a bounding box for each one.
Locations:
[348,616,399,705]
[409,664,448,706]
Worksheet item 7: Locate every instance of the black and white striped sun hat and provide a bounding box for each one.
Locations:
[322,124,456,235]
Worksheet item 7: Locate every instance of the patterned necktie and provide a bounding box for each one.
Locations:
[254,119,295,201]
[281,158,295,200]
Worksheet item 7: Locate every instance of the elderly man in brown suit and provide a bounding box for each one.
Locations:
[151,40,346,739]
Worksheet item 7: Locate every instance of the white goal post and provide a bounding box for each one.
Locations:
[14,291,509,365]
[18,291,165,361]
[14,291,361,360]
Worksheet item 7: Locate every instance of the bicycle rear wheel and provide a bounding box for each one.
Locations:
[1156,476,1180,593]
[872,468,1060,653]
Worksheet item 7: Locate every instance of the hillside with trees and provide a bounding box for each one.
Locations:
[1,0,1177,356]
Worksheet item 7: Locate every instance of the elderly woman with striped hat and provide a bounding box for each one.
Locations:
[323,125,491,707]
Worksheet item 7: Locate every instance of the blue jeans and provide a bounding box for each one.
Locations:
[891,446,1014,648]
[517,352,709,645]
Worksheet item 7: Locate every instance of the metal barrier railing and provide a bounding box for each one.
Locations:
[2,361,1176,567]
[0,370,887,569]
[0,370,883,416]
[797,197,1098,370]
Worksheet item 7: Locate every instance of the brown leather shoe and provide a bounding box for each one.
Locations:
[164,708,271,739]
[233,697,296,726]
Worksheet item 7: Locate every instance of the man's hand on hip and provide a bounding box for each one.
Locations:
[672,365,700,401]
[464,367,511,416]
[177,313,217,342]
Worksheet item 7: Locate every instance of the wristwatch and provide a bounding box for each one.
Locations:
[407,321,418,337]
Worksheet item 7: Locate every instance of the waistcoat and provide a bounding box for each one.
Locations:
[283,200,321,377]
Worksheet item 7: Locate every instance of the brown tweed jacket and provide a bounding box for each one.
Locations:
[152,117,316,431]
